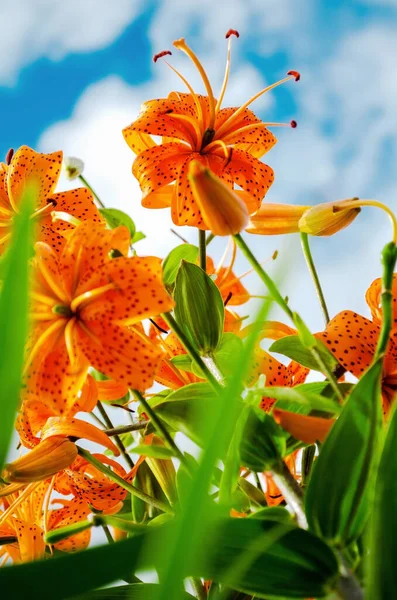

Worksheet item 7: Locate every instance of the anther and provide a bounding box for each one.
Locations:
[224,292,233,306]
[290,120,297,128]
[287,70,301,81]
[5,148,14,165]
[46,198,57,207]
[225,29,240,39]
[153,50,172,63]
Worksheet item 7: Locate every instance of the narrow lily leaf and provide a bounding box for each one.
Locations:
[240,406,286,472]
[131,445,177,459]
[305,358,383,546]
[270,335,339,373]
[256,385,341,414]
[174,261,224,354]
[76,585,195,599]
[162,244,199,288]
[0,187,34,471]
[368,405,397,597]
[193,517,339,598]
[99,208,136,238]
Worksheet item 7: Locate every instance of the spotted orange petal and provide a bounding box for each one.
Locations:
[41,416,120,456]
[366,274,397,330]
[8,517,45,562]
[273,409,335,444]
[226,149,274,211]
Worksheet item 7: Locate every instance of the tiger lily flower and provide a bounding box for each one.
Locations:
[316,274,397,414]
[123,31,299,229]
[25,220,174,417]
[0,146,103,254]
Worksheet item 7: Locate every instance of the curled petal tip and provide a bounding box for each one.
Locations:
[153,50,172,63]
[287,70,301,81]
[225,29,240,39]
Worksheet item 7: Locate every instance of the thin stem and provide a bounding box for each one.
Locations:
[131,389,187,466]
[97,401,134,469]
[206,232,215,246]
[161,312,223,393]
[79,174,105,208]
[301,444,316,486]
[105,421,149,437]
[300,233,330,325]
[199,229,207,271]
[233,234,294,321]
[202,355,225,385]
[77,447,174,514]
[310,347,344,404]
[270,461,307,529]
[374,242,397,360]
[102,524,114,544]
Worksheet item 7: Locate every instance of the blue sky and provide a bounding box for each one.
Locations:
[2,0,397,330]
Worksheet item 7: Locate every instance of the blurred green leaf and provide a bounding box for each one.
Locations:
[131,231,146,244]
[270,335,339,373]
[0,187,34,471]
[256,385,341,414]
[162,244,199,288]
[131,445,177,459]
[99,208,136,238]
[238,478,267,507]
[170,354,194,373]
[194,517,339,598]
[305,358,383,546]
[240,407,286,472]
[368,404,397,597]
[77,584,195,599]
[174,261,224,354]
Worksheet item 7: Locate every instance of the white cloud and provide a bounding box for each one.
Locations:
[0,0,142,85]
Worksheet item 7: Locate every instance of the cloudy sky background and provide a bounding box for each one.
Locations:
[2,0,397,332]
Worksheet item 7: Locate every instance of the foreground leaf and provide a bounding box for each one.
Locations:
[270,335,339,373]
[162,244,199,288]
[77,584,195,599]
[99,207,136,238]
[305,359,383,546]
[0,189,34,470]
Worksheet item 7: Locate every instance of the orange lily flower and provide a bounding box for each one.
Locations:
[123,31,299,229]
[25,220,174,418]
[0,146,102,254]
[316,275,397,414]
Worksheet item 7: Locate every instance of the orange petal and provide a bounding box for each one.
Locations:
[49,497,91,553]
[8,517,45,562]
[214,266,250,306]
[226,149,274,210]
[273,409,335,443]
[95,379,129,402]
[7,146,62,211]
[247,348,293,413]
[316,310,379,378]
[366,273,397,330]
[74,374,98,413]
[41,416,120,456]
[216,106,277,158]
[246,203,310,235]
[142,185,174,209]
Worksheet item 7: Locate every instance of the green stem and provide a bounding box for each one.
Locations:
[300,233,330,325]
[97,401,134,469]
[374,242,397,360]
[102,524,114,544]
[336,554,364,600]
[233,234,294,321]
[161,312,223,393]
[79,174,105,208]
[202,355,225,385]
[301,445,316,486]
[199,229,207,271]
[270,461,307,529]
[206,232,215,246]
[131,389,187,466]
[77,447,174,515]
[310,347,344,404]
[105,421,149,437]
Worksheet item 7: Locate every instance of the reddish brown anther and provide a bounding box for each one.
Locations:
[290,120,297,128]
[225,29,240,39]
[287,70,301,81]
[153,50,172,63]
[5,148,14,165]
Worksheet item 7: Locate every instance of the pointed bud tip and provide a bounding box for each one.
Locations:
[287,70,300,81]
[153,50,172,63]
[225,29,240,39]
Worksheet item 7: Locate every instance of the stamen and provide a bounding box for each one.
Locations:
[173,38,217,130]
[163,60,205,148]
[224,292,233,306]
[23,319,66,377]
[153,50,172,63]
[290,120,297,128]
[203,139,229,159]
[287,70,301,81]
[5,148,14,165]
[36,251,69,304]
[31,202,55,220]
[70,282,116,313]
[215,72,300,140]
[225,29,240,39]
[64,317,79,370]
[0,482,41,528]
[51,211,81,228]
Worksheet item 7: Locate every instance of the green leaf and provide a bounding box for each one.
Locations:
[256,385,341,414]
[131,445,177,459]
[77,584,195,599]
[99,208,136,238]
[206,333,243,378]
[170,354,194,373]
[131,231,146,244]
[162,244,199,288]
[0,188,34,471]
[270,335,339,373]
[194,517,339,598]
[240,407,286,472]
[174,261,224,354]
[368,405,397,597]
[305,359,383,546]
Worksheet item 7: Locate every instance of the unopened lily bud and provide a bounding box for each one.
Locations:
[246,203,310,235]
[3,436,78,483]
[63,156,84,181]
[188,160,249,236]
[298,199,361,236]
